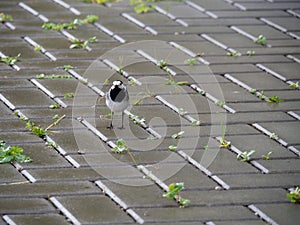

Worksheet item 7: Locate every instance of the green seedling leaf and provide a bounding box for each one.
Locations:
[163,182,184,199]
[36,74,73,79]
[34,45,42,52]
[112,139,128,153]
[64,93,74,98]
[1,53,21,65]
[220,138,231,148]
[171,131,185,139]
[227,51,241,57]
[49,103,61,109]
[63,65,74,71]
[290,82,299,89]
[168,145,177,151]
[0,141,32,164]
[184,58,197,65]
[262,151,273,160]
[246,50,255,56]
[26,121,46,138]
[216,100,225,107]
[269,133,278,140]
[237,150,256,162]
[0,13,13,22]
[287,187,300,204]
[46,141,58,148]
[179,198,191,207]
[178,108,187,116]
[266,95,283,103]
[255,35,267,45]
[52,114,60,120]
[191,120,201,126]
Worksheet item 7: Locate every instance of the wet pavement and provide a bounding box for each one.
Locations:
[0,0,300,224]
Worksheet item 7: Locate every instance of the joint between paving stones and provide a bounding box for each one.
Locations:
[0,51,20,71]
[95,180,145,224]
[52,0,81,15]
[185,1,218,19]
[49,197,81,225]
[248,204,279,225]
[2,215,17,225]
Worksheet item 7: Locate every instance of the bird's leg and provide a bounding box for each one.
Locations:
[108,111,114,129]
[120,111,125,129]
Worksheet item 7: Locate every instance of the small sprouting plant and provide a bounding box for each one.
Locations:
[262,151,273,160]
[34,45,42,52]
[269,133,278,140]
[164,72,188,87]
[45,141,58,148]
[216,100,225,107]
[246,50,255,56]
[184,58,197,66]
[52,114,60,120]
[83,0,118,4]
[163,182,191,207]
[0,141,32,164]
[83,14,99,23]
[49,103,61,109]
[42,15,98,31]
[69,36,98,49]
[64,93,74,98]
[266,95,283,103]
[220,126,231,148]
[237,150,256,162]
[259,90,265,100]
[26,121,46,138]
[255,35,267,45]
[112,139,128,153]
[0,13,13,22]
[191,120,201,126]
[130,0,154,14]
[286,187,300,204]
[36,74,73,79]
[290,82,299,89]
[227,51,240,57]
[250,88,257,94]
[158,59,167,68]
[63,65,74,71]
[168,145,177,151]
[1,53,21,65]
[129,114,145,125]
[178,108,187,116]
[171,131,184,139]
[203,145,209,150]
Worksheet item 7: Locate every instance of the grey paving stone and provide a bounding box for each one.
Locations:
[7,214,70,225]
[227,134,297,159]
[260,62,300,80]
[131,12,183,25]
[134,205,257,223]
[210,64,261,74]
[153,25,232,34]
[188,0,237,10]
[184,188,288,206]
[213,10,289,18]
[185,18,263,26]
[18,143,71,169]
[219,173,300,188]
[240,2,300,10]
[212,220,266,225]
[27,167,103,182]
[187,149,259,175]
[258,158,300,173]
[252,203,300,225]
[0,88,55,108]
[0,131,42,144]
[227,101,300,112]
[0,181,99,198]
[265,17,300,31]
[56,195,134,223]
[236,25,291,39]
[0,198,55,214]
[0,101,15,119]
[162,163,218,189]
[208,33,262,48]
[0,164,27,184]
[259,121,300,145]
[102,179,178,207]
[229,72,290,90]
[264,90,300,101]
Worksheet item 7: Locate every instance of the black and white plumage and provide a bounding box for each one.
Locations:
[106,80,129,129]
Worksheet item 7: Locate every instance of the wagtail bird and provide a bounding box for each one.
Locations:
[106,80,129,129]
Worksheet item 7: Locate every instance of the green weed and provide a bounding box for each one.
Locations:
[0,141,32,164]
[184,58,197,66]
[1,53,20,65]
[0,13,13,22]
[237,150,256,162]
[69,36,98,49]
[26,121,46,138]
[287,187,300,204]
[112,139,128,153]
[168,145,177,151]
[163,182,191,207]
[171,131,184,139]
[262,151,273,160]
[36,74,73,79]
[255,35,267,45]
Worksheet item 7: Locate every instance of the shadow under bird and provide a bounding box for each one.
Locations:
[106,80,129,129]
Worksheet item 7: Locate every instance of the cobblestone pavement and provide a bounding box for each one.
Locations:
[0,0,300,224]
